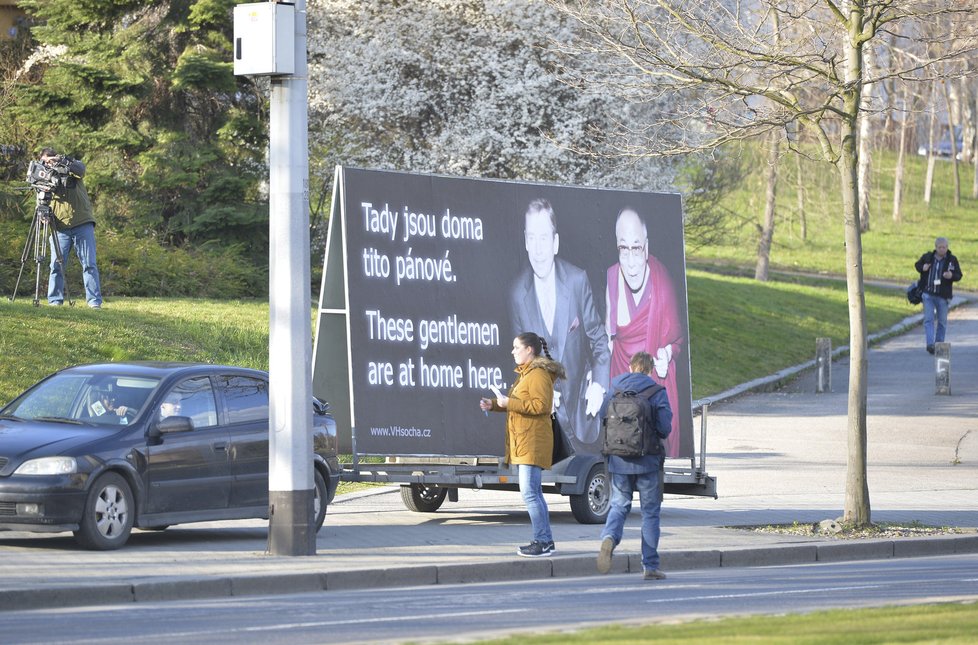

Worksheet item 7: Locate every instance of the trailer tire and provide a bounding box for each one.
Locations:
[400,484,448,513]
[569,463,609,524]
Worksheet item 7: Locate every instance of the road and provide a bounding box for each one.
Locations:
[3,554,977,644]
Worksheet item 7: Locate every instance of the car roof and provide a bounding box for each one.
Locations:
[56,362,267,380]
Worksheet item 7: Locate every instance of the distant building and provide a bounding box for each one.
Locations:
[1,0,27,39]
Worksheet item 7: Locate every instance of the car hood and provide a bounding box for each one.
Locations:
[0,418,122,463]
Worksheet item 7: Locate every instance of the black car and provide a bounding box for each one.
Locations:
[0,362,340,550]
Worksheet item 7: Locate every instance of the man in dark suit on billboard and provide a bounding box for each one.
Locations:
[509,199,610,453]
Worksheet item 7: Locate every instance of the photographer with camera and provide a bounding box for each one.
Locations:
[38,147,103,309]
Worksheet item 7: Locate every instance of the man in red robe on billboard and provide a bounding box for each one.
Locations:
[605,207,684,457]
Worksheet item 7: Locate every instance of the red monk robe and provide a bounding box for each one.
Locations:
[606,256,683,457]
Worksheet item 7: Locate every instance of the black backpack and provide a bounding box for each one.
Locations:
[601,384,664,457]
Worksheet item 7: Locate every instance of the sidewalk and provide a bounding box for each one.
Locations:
[1,303,977,611]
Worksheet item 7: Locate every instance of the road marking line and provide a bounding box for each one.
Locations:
[646,584,885,603]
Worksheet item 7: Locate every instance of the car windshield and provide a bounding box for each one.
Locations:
[3,373,161,427]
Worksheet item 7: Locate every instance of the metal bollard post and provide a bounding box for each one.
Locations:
[935,342,950,395]
[815,337,832,393]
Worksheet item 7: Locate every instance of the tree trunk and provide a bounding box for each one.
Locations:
[942,79,961,206]
[893,81,910,223]
[923,86,937,205]
[755,130,780,281]
[962,76,976,165]
[796,152,807,240]
[857,46,876,232]
[841,14,870,527]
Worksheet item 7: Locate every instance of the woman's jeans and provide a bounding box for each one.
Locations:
[518,464,552,543]
[48,222,102,307]
[600,469,664,571]
[921,291,949,346]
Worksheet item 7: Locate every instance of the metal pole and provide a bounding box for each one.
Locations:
[267,0,315,556]
[935,342,950,396]
[815,337,831,393]
[698,403,709,478]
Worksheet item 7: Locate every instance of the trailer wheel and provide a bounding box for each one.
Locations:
[400,484,448,513]
[570,463,609,524]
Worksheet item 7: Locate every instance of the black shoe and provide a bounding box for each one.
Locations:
[517,540,555,557]
[927,345,935,354]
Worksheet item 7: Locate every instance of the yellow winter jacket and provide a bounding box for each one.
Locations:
[493,356,565,469]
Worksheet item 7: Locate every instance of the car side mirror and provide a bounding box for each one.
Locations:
[312,397,331,416]
[153,415,194,436]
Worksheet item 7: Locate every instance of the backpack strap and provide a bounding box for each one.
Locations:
[635,383,664,400]
[636,383,665,440]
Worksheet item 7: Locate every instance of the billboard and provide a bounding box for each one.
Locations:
[313,167,693,459]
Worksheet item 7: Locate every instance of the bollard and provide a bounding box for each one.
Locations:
[935,342,950,395]
[815,337,832,393]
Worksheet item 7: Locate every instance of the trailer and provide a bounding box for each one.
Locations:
[314,167,717,524]
[340,403,716,523]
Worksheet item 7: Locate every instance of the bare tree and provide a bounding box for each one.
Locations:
[941,78,962,206]
[552,0,978,526]
[971,92,978,199]
[892,78,912,223]
[922,81,939,205]
[857,43,878,232]
[795,151,807,239]
[755,129,780,281]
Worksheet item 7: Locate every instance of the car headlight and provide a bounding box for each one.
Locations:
[14,456,78,475]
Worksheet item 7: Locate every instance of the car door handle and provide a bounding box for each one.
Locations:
[213,442,227,451]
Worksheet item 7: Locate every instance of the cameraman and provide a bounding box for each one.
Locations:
[39,147,103,309]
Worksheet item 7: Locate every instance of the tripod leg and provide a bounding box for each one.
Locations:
[10,212,39,303]
[33,218,45,307]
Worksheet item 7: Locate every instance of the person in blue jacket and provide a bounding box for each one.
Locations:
[595,350,672,580]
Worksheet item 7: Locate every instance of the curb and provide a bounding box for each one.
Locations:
[2,535,977,612]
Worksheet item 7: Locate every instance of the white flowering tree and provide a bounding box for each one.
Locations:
[306,0,674,192]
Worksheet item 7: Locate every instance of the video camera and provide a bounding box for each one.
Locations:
[26,158,73,193]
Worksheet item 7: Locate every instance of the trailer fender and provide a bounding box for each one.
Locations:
[554,455,603,496]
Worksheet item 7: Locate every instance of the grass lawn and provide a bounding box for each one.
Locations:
[685,269,912,397]
[0,297,270,404]
[474,601,978,644]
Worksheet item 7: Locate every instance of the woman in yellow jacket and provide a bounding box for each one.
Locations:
[481,331,566,557]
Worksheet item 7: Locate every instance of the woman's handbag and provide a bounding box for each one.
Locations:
[906,282,923,305]
[551,413,571,463]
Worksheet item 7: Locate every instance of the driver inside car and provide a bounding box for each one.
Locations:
[87,388,134,424]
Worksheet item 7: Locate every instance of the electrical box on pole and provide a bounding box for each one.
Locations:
[233,2,296,76]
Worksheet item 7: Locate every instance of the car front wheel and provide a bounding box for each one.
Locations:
[74,472,135,550]
[313,469,328,532]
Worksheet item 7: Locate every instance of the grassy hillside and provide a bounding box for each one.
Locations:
[0,298,269,404]
[692,145,977,290]
[685,269,911,396]
[0,277,915,406]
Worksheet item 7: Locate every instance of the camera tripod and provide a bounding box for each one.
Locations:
[9,196,74,307]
